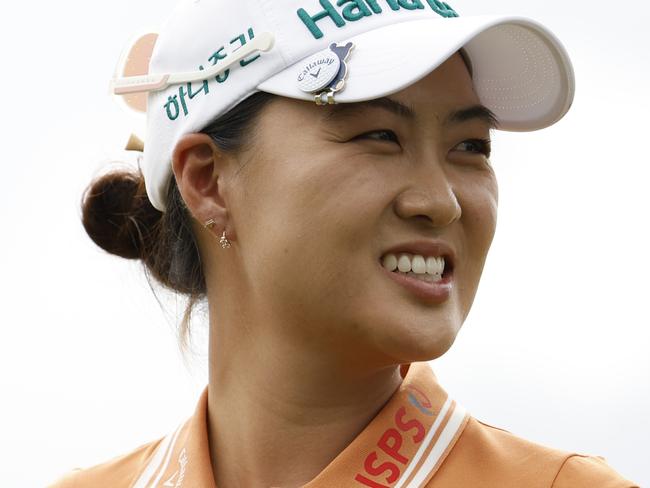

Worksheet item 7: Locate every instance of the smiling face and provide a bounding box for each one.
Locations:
[211,53,498,368]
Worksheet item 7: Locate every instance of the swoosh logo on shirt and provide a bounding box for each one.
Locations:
[163,471,178,487]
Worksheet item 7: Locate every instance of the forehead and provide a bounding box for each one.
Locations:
[387,52,478,107]
[319,54,496,129]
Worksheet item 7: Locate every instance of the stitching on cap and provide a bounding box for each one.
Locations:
[475,26,533,86]
[475,24,554,110]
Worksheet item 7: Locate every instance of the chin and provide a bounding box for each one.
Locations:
[409,332,458,362]
[371,318,462,365]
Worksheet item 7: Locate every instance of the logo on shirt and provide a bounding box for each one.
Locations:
[353,390,431,487]
[162,448,188,488]
[406,385,434,416]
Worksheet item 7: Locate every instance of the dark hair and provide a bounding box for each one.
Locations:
[80,91,277,346]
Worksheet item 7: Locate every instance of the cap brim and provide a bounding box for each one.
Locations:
[257,15,575,132]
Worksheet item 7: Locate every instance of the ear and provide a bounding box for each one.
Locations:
[114,32,158,113]
[171,133,230,231]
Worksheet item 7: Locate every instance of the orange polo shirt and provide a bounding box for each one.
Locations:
[49,362,638,487]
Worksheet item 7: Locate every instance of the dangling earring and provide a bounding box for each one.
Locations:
[219,231,231,249]
[203,219,231,249]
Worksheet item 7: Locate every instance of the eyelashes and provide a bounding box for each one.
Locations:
[353,130,491,158]
[353,129,401,145]
[455,138,492,158]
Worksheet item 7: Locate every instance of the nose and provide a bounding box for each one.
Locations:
[393,162,462,228]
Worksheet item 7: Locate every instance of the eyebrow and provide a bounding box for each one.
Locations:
[321,97,415,123]
[321,97,500,130]
[446,104,500,130]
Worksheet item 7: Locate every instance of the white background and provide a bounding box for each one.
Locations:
[1,0,648,486]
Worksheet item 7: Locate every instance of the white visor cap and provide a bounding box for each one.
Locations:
[115,0,575,213]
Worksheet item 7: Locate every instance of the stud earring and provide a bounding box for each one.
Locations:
[203,219,231,249]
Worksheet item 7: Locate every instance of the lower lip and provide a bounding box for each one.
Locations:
[378,263,453,304]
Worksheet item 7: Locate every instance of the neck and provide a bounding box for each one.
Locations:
[206,322,403,488]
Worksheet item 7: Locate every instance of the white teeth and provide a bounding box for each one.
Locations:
[381,253,445,276]
[426,256,441,275]
[407,271,443,283]
[382,254,398,272]
[397,254,412,273]
[411,255,426,274]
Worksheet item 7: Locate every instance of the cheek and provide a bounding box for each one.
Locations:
[456,175,498,279]
[250,146,383,248]
[235,152,381,320]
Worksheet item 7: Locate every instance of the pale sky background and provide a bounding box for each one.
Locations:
[0,0,648,486]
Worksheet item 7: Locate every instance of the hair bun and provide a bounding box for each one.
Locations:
[81,168,162,260]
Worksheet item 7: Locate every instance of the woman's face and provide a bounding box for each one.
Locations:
[225,53,498,367]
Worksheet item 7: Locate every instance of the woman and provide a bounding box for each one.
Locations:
[50,0,638,487]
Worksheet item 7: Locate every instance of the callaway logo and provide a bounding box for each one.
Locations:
[297,0,458,40]
[296,42,354,95]
[297,57,336,83]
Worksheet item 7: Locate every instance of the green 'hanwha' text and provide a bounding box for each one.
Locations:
[297,0,459,40]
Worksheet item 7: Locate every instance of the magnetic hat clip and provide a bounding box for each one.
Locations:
[296,42,354,105]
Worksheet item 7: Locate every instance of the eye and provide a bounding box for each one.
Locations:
[353,129,400,145]
[454,138,492,158]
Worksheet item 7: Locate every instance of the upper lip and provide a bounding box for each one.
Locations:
[380,240,456,271]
